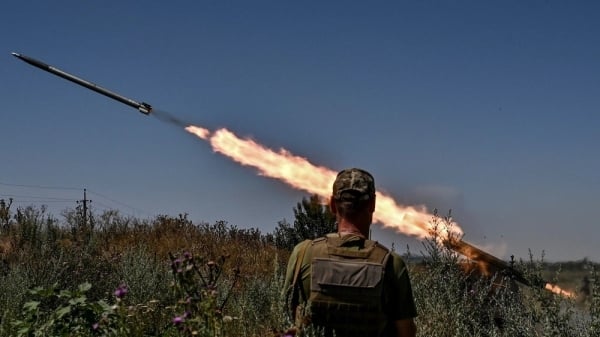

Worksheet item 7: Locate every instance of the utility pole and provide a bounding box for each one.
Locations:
[76,188,92,227]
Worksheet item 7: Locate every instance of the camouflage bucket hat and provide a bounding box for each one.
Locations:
[332,168,375,201]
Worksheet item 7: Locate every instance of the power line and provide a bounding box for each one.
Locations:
[92,201,119,212]
[91,201,140,218]
[0,181,81,191]
[86,189,153,216]
[1,181,154,218]
[0,194,74,202]
[10,200,72,204]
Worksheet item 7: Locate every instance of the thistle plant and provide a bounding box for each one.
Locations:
[1,207,597,337]
[168,252,240,337]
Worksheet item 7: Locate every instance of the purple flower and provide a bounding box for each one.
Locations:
[172,316,184,325]
[114,284,128,299]
[92,323,99,330]
[183,252,192,260]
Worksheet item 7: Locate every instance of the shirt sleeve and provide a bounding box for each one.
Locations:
[385,252,418,320]
[282,244,301,297]
[281,240,312,319]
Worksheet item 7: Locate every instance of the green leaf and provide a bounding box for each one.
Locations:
[29,286,44,295]
[56,305,71,319]
[17,326,31,337]
[97,299,113,312]
[23,301,40,311]
[58,289,72,298]
[78,282,92,292]
[69,296,87,305]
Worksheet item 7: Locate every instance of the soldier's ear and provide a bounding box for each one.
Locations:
[330,196,337,214]
[368,195,376,213]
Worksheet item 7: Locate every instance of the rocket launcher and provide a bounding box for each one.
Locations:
[445,237,547,289]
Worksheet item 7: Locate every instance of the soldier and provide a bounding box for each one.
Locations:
[283,168,417,337]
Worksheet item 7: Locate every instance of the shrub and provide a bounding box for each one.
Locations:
[1,205,598,336]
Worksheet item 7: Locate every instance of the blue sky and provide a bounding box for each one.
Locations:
[2,1,598,261]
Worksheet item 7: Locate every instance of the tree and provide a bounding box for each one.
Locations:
[273,194,336,250]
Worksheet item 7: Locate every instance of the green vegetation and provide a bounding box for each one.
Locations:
[273,194,336,250]
[0,197,598,336]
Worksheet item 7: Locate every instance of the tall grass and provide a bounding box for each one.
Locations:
[0,205,597,336]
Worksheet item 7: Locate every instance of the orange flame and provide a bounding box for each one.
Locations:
[186,125,576,298]
[185,125,463,239]
[545,283,575,298]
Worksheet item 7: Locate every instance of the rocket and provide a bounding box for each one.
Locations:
[11,52,152,115]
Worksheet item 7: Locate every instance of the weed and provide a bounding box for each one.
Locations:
[0,205,597,336]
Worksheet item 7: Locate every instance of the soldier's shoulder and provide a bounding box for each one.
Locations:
[292,239,313,252]
[388,251,410,272]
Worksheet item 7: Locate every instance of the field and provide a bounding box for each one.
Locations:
[0,204,598,336]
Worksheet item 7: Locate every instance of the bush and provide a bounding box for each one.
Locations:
[1,205,598,336]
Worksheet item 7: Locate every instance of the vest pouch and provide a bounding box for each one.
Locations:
[309,258,386,336]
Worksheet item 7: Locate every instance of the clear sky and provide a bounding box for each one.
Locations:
[2,1,598,262]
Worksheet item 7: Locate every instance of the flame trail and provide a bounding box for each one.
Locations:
[545,283,575,298]
[185,125,462,239]
[185,124,576,299]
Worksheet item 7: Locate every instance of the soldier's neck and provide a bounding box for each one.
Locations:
[337,219,369,238]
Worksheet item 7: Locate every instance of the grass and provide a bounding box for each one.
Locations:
[0,205,598,336]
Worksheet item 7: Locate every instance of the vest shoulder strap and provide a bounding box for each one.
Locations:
[311,235,391,263]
